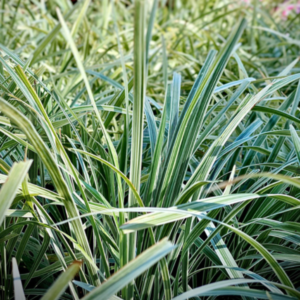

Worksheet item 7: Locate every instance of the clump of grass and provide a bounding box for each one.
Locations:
[1,0,300,299]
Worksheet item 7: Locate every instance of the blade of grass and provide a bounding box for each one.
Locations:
[0,160,32,226]
[82,238,175,300]
[41,261,82,300]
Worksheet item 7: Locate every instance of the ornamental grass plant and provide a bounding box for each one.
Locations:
[1,0,300,299]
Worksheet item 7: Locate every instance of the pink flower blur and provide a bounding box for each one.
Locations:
[281,3,300,19]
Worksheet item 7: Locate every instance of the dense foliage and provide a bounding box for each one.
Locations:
[1,0,300,299]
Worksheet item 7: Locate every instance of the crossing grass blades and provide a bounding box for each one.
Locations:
[1,0,300,299]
